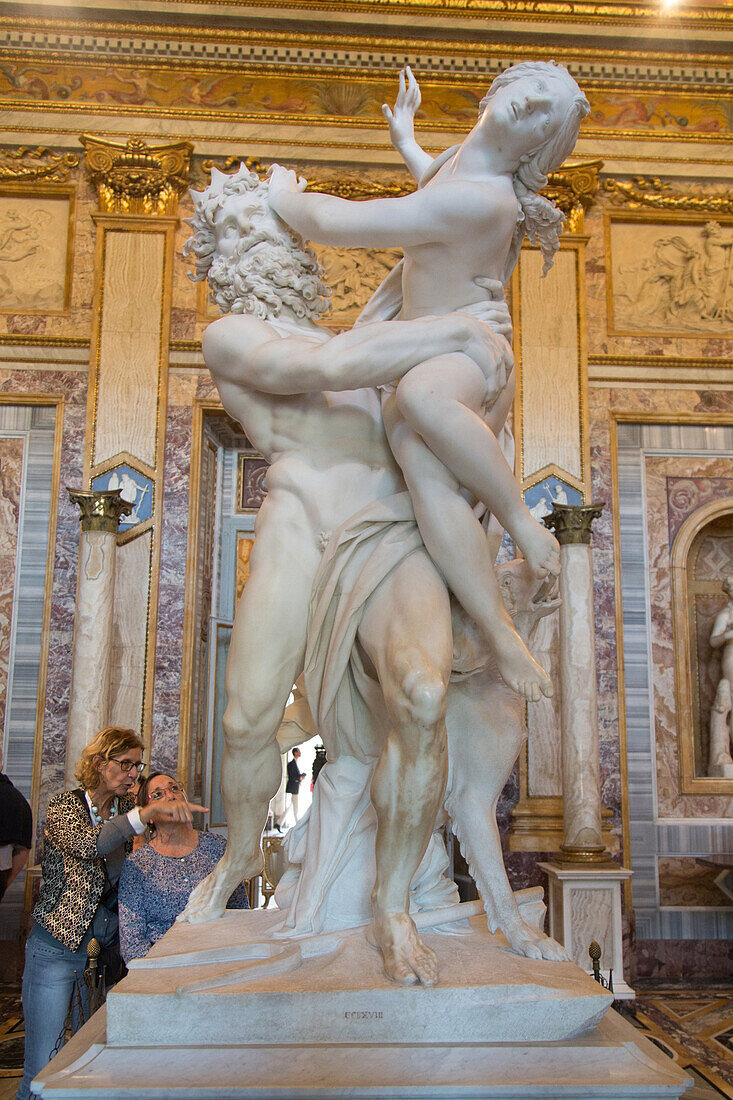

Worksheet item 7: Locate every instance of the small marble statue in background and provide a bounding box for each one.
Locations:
[708,576,733,776]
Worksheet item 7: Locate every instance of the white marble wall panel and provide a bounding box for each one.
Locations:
[518,248,581,483]
[95,231,165,469]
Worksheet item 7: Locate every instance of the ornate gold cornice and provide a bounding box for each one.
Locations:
[0,146,78,184]
[34,0,732,31]
[603,176,733,215]
[67,488,132,533]
[80,135,192,215]
[2,28,732,73]
[544,502,605,545]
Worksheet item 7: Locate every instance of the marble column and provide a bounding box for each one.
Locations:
[65,489,132,784]
[544,501,608,862]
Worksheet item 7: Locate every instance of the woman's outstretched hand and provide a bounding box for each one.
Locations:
[382,66,421,150]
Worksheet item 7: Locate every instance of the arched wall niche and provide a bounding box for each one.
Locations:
[671,496,733,794]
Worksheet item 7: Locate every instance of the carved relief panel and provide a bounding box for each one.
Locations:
[605,211,733,338]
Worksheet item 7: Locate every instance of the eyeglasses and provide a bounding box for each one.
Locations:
[110,758,145,776]
[148,783,185,801]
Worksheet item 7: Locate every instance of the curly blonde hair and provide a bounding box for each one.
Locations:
[74,727,144,790]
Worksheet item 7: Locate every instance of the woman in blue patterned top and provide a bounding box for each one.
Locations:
[118,773,249,962]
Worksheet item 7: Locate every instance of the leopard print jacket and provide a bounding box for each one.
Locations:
[33,790,135,951]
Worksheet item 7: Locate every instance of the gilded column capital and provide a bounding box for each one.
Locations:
[544,159,603,234]
[543,502,604,546]
[80,135,193,215]
[67,488,133,533]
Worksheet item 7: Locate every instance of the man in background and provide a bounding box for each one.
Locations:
[0,753,32,902]
[284,748,306,828]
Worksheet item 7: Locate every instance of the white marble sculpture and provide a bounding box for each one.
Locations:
[709,576,733,776]
[180,61,590,986]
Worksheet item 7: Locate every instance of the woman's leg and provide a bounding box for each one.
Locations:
[16,926,88,1100]
[395,354,559,579]
[383,394,552,702]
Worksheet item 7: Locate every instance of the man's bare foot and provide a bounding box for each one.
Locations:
[493,619,553,702]
[501,916,570,962]
[370,911,439,987]
[178,851,263,924]
[513,515,561,579]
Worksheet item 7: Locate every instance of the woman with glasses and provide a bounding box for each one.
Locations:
[16,727,206,1100]
[118,772,249,962]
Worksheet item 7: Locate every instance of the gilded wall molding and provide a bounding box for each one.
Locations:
[0,146,78,184]
[81,135,192,215]
[26,0,731,31]
[603,177,733,215]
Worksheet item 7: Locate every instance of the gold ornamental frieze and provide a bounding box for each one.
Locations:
[80,135,192,215]
[0,146,79,184]
[544,160,602,234]
[603,176,733,216]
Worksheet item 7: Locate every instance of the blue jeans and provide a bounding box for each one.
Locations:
[15,923,92,1100]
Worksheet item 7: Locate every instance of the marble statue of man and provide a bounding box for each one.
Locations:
[709,576,733,775]
[180,163,516,983]
[181,60,587,984]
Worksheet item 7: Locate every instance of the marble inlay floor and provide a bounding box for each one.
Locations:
[623,989,733,1098]
[1,979,731,1097]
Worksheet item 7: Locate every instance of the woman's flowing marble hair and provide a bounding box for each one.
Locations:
[479,61,590,277]
[184,163,331,321]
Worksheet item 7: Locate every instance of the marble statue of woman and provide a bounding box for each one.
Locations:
[268,61,589,703]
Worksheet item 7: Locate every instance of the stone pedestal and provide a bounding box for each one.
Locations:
[31,908,689,1098]
[539,861,634,1000]
[64,489,132,785]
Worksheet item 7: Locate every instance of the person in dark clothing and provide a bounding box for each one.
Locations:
[0,762,33,902]
[284,748,306,828]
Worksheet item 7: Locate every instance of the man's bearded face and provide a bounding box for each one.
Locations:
[206,189,329,321]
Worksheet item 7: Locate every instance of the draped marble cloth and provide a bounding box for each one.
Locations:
[275,493,459,936]
[275,177,516,934]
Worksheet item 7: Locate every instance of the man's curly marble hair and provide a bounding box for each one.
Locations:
[184,164,331,321]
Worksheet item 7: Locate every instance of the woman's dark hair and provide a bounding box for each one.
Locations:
[136,771,171,808]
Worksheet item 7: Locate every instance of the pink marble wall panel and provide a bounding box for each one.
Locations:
[667,477,733,546]
[0,436,24,735]
[644,453,733,820]
[151,398,193,775]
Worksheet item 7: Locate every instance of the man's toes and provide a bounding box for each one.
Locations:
[541,679,554,699]
[388,960,418,986]
[414,948,439,986]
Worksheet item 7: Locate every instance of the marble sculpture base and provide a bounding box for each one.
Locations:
[32,906,693,1098]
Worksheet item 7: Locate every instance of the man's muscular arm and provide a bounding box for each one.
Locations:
[203,312,511,398]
